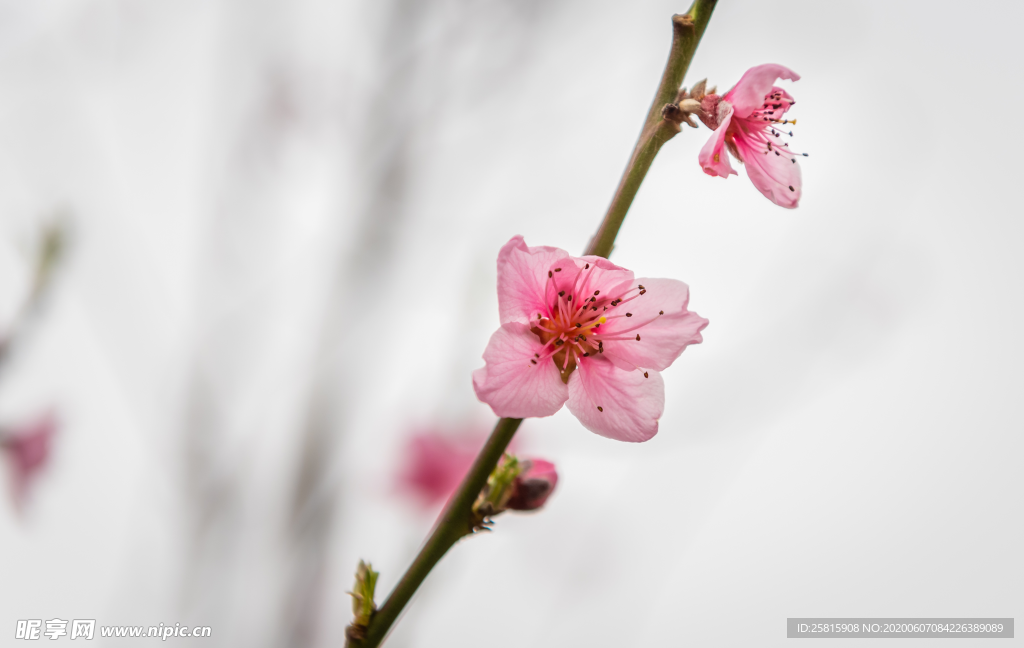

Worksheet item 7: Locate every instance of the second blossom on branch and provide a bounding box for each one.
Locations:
[695,63,806,208]
[473,236,708,443]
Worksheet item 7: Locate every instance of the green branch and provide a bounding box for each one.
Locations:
[347,2,718,644]
[586,0,718,259]
[347,417,522,646]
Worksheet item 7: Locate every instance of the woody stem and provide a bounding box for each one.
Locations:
[586,0,718,259]
[348,417,522,647]
[346,2,718,645]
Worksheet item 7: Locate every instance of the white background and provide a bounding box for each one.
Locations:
[0,0,1020,646]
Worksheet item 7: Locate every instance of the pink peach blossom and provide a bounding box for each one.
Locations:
[1,412,56,508]
[473,236,708,442]
[697,64,804,208]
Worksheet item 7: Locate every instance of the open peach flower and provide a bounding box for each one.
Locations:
[697,64,804,208]
[473,236,707,442]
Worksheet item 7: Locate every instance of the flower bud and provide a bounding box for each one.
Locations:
[505,458,558,511]
[349,560,379,629]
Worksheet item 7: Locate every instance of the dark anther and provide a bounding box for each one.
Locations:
[556,339,564,346]
[594,290,600,295]
[585,263,590,269]
[576,323,582,328]
[559,290,565,296]
[530,359,537,365]
[597,406,604,412]
[583,352,590,357]
[567,295,572,302]
[659,310,664,315]
[638,285,645,290]
[548,271,553,278]
[636,334,641,341]
[555,268,562,272]
[789,185,795,191]
[534,353,540,358]
[626,313,632,317]
[592,307,598,312]
[640,290,646,295]
[644,372,649,378]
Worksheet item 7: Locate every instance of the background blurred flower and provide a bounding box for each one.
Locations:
[397,431,483,507]
[1,412,57,510]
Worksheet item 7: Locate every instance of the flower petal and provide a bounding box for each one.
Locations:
[569,256,635,302]
[598,278,708,371]
[473,322,569,418]
[497,235,573,324]
[566,357,664,442]
[724,64,800,117]
[735,134,802,209]
[698,111,738,178]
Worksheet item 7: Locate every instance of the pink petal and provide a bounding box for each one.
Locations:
[497,235,573,324]
[566,357,665,442]
[735,134,802,209]
[473,322,569,418]
[763,85,796,120]
[568,255,635,301]
[724,64,800,117]
[698,111,738,178]
[599,278,708,371]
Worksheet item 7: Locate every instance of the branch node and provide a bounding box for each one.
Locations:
[672,13,695,31]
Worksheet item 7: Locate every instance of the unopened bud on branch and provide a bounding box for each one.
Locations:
[506,459,559,511]
[471,454,560,528]
[346,560,379,641]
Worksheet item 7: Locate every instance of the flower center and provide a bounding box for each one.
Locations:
[740,90,809,169]
[530,264,658,383]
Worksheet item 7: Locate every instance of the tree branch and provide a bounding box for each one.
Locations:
[347,2,719,644]
[586,0,718,259]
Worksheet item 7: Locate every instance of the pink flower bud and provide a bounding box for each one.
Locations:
[506,458,558,511]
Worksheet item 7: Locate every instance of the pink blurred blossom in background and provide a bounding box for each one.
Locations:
[1,412,57,510]
[397,429,558,512]
[397,431,485,508]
